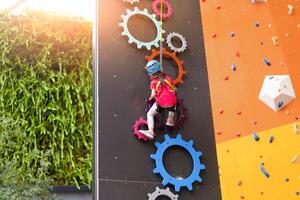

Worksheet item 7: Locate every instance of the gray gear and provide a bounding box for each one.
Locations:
[122,0,140,4]
[119,7,165,50]
[166,32,187,53]
[148,187,179,200]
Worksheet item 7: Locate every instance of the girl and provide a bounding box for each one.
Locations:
[139,60,177,140]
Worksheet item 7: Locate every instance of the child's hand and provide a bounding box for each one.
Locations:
[149,95,155,101]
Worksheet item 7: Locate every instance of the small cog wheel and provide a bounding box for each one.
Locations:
[151,134,205,192]
[123,0,140,4]
[119,7,165,50]
[166,32,187,53]
[132,119,148,141]
[148,187,178,200]
[152,0,173,19]
[145,48,186,85]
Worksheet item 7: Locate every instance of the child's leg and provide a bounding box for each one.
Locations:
[166,107,176,127]
[139,103,159,140]
[147,103,159,134]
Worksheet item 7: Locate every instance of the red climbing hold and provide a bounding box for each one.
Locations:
[224,76,229,80]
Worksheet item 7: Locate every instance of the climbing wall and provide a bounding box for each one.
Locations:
[200,0,300,199]
[98,0,221,199]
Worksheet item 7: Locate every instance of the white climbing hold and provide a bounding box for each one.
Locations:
[272,36,278,46]
[250,0,267,3]
[258,75,296,112]
[288,5,294,15]
[291,155,298,163]
[293,123,300,134]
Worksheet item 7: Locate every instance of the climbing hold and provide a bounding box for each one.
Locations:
[236,110,242,115]
[152,0,173,20]
[219,109,224,114]
[260,164,270,178]
[253,132,260,141]
[236,52,241,57]
[285,110,290,115]
[269,135,274,143]
[212,33,217,38]
[166,32,188,53]
[132,119,149,141]
[231,64,237,71]
[119,7,165,50]
[216,5,221,9]
[224,76,229,81]
[288,5,294,15]
[237,180,243,186]
[285,178,290,182]
[236,132,242,137]
[254,21,260,28]
[230,32,236,37]
[272,37,278,46]
[151,134,205,192]
[293,123,300,134]
[296,192,300,196]
[277,101,284,108]
[264,58,271,66]
[146,48,186,85]
[123,0,140,4]
[216,130,222,135]
[259,75,296,112]
[148,187,178,200]
[291,155,298,163]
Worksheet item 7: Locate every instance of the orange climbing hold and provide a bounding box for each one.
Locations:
[145,48,186,85]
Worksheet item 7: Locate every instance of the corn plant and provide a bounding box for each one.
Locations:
[0,11,92,187]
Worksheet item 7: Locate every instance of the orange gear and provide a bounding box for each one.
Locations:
[145,48,186,85]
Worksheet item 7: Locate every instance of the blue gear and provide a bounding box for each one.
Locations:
[150,134,205,192]
[146,60,162,76]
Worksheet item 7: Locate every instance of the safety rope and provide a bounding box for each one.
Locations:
[159,0,163,69]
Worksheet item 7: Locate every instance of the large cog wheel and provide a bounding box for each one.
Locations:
[123,0,140,4]
[145,48,186,85]
[166,32,187,53]
[150,134,205,192]
[119,7,165,50]
[148,187,178,200]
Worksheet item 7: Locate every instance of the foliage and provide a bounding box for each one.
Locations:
[0,11,92,188]
[0,115,58,200]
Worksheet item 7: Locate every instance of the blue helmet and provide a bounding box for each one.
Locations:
[146,60,162,76]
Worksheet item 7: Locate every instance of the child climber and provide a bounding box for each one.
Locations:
[139,60,177,140]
